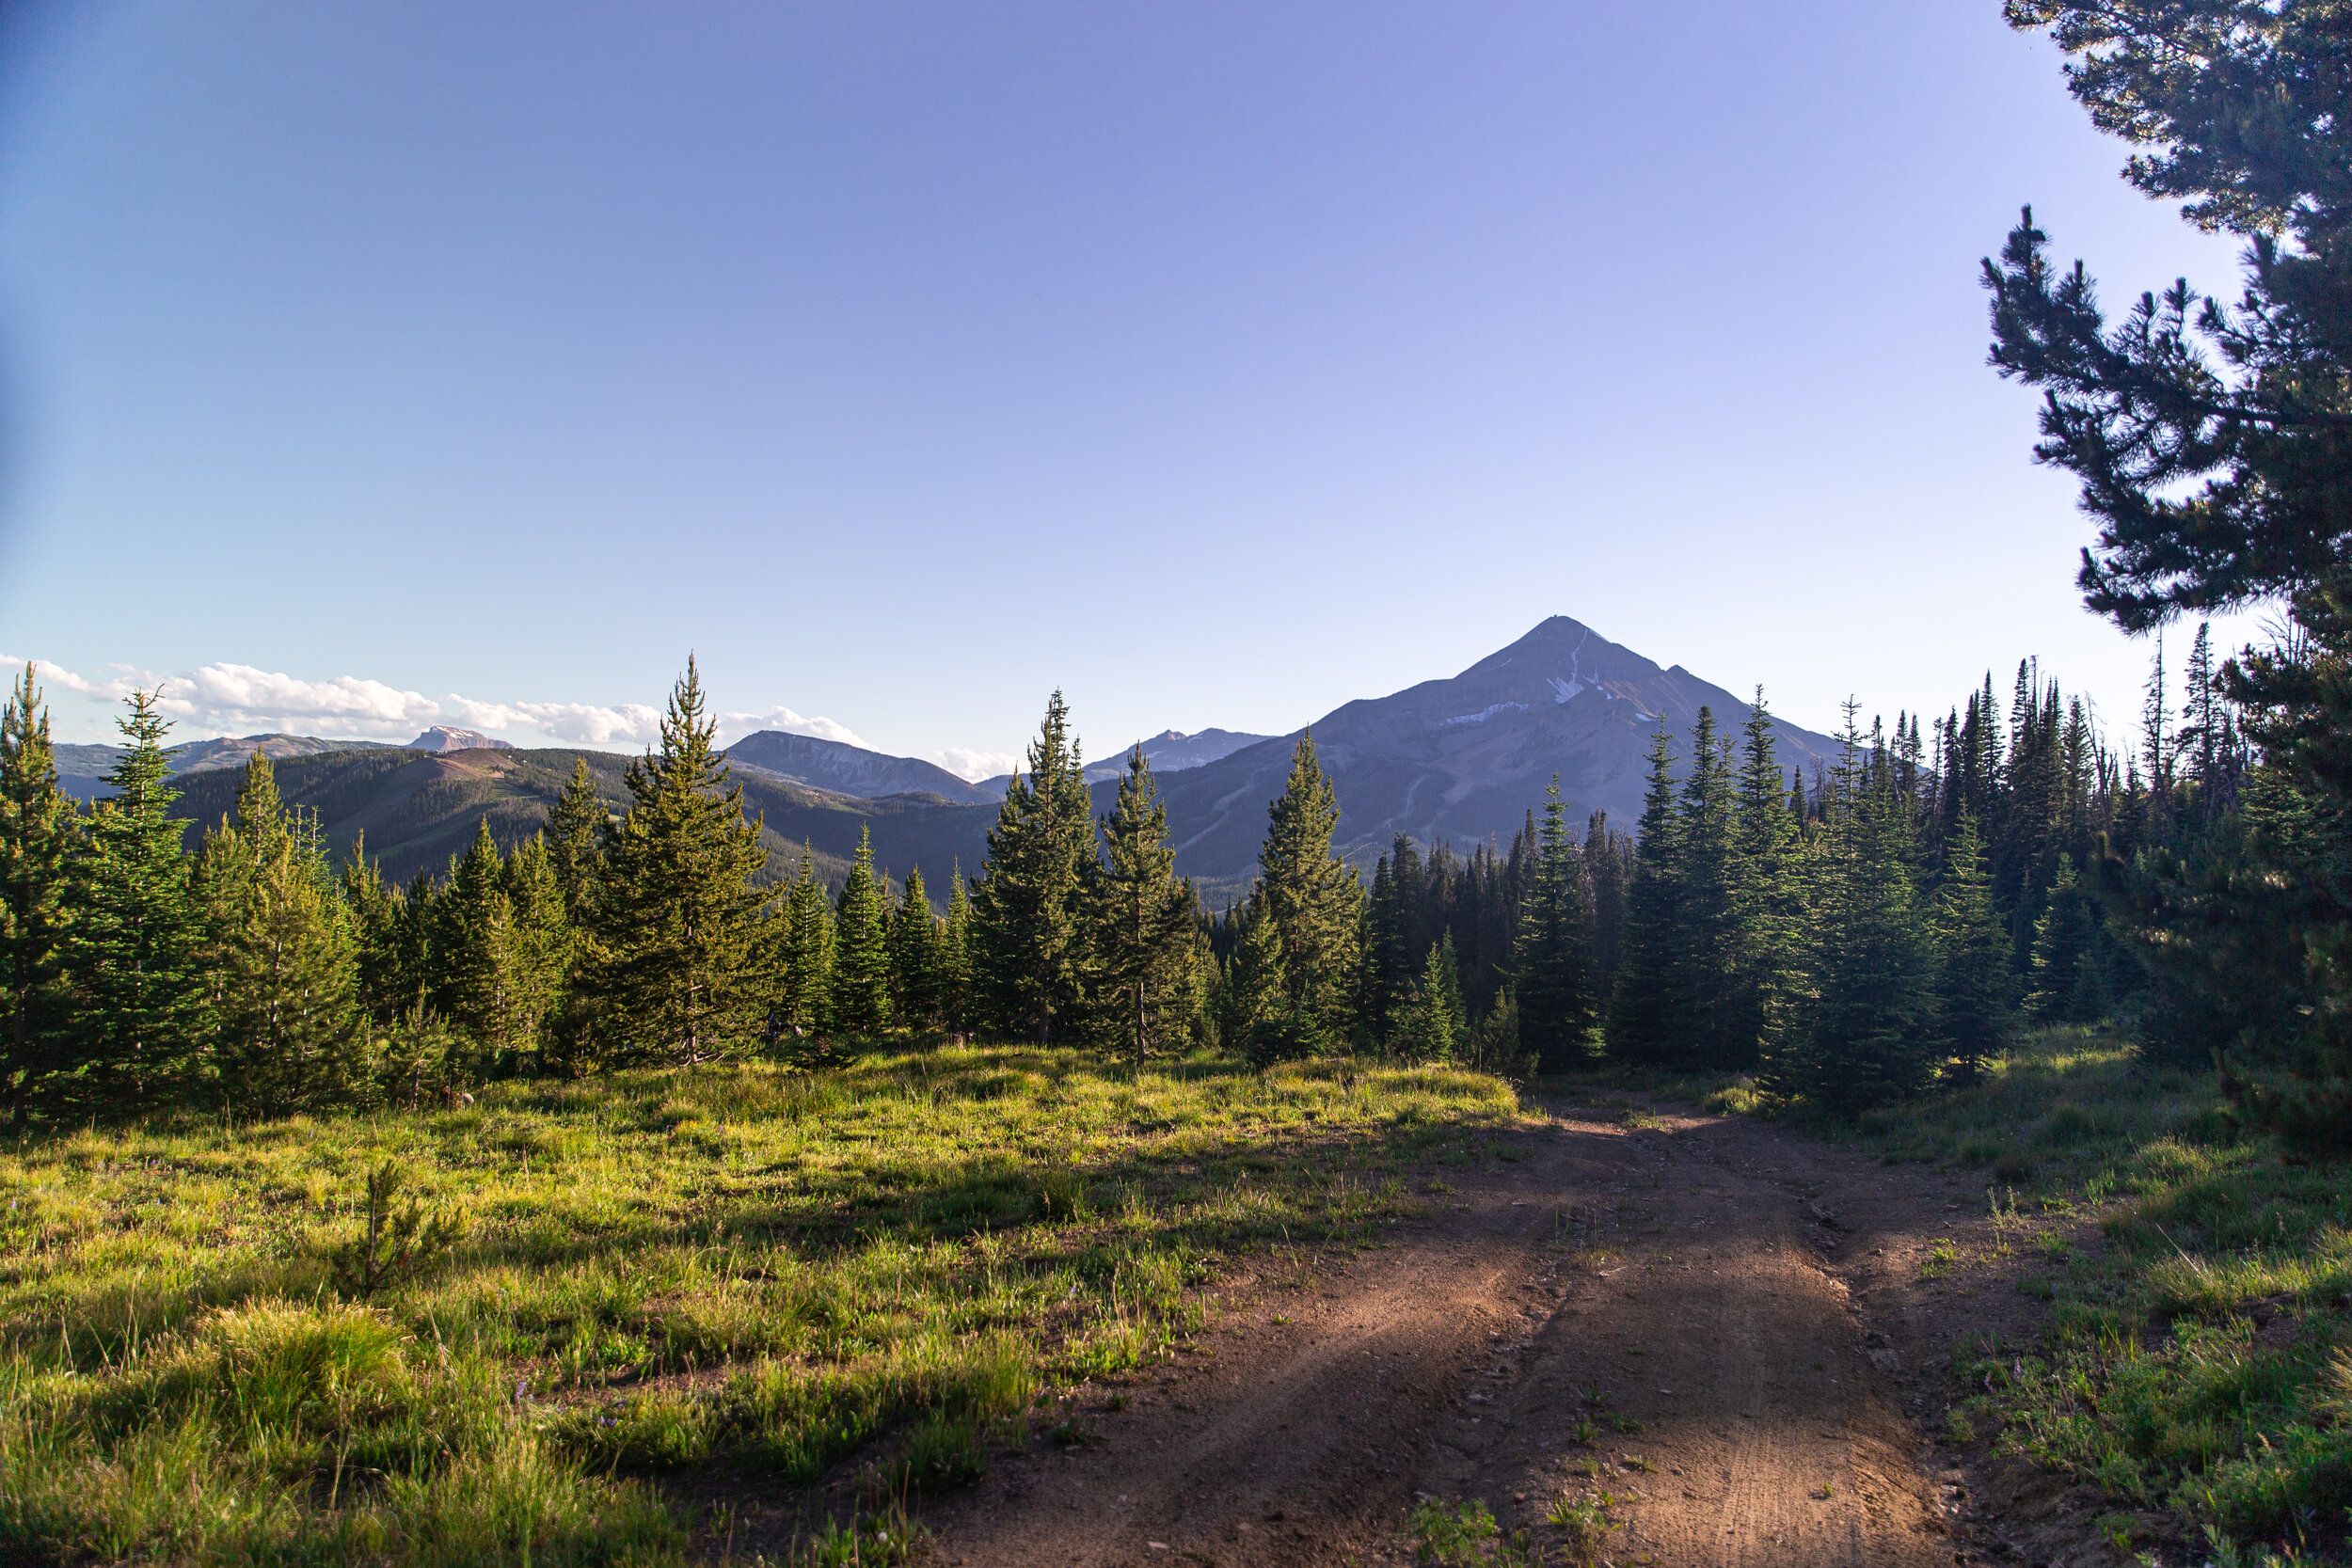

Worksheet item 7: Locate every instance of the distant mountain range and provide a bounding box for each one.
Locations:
[53,617,1837,900]
[725,731,996,805]
[56,726,513,801]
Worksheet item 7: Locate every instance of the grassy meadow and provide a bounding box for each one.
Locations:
[0,1046,1526,1567]
[1715,1031,2352,1566]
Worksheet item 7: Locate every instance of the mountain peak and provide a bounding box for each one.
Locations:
[409,726,514,753]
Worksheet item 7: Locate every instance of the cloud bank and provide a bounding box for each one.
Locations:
[0,655,1016,772]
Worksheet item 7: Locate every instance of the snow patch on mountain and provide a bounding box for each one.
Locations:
[1444,701,1530,727]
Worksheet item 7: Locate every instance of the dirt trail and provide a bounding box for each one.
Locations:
[924,1100,1998,1567]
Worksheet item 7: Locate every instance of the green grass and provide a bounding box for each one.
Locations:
[0,1044,1523,1566]
[1740,1028,2352,1565]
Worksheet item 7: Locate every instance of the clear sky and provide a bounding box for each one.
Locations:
[0,2,2256,775]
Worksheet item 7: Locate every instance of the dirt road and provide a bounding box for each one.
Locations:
[923,1099,2017,1567]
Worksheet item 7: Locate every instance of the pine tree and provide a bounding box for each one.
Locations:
[501,832,571,1062]
[1255,732,1362,1048]
[1931,813,2015,1084]
[197,753,364,1111]
[340,839,410,1025]
[1223,898,1299,1067]
[1583,811,1627,994]
[830,826,893,1038]
[0,664,74,1107]
[66,691,208,1103]
[1396,935,1466,1063]
[887,864,942,1035]
[1768,704,1934,1114]
[778,847,834,1040]
[433,819,516,1061]
[580,658,770,1064]
[938,863,974,1038]
[1607,727,1681,1064]
[1514,776,1596,1069]
[1668,708,1743,1068]
[2027,857,2101,1023]
[970,692,1096,1043]
[546,755,605,910]
[1092,746,1199,1062]
[1727,692,1804,1066]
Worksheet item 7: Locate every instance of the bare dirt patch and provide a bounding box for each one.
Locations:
[919,1097,2070,1567]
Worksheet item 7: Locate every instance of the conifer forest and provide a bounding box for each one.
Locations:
[7,4,2352,1566]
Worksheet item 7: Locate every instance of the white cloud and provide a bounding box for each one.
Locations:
[5,655,946,763]
[930,747,1017,783]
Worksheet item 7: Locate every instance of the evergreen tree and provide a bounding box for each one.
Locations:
[1091,746,1199,1062]
[830,826,893,1037]
[777,847,834,1040]
[1514,776,1596,1069]
[1607,727,1681,1064]
[1667,708,1743,1068]
[433,819,517,1062]
[546,755,605,910]
[1727,692,1804,1066]
[970,692,1095,1043]
[1396,935,1466,1063]
[1255,732,1362,1047]
[1768,705,1934,1114]
[0,664,74,1107]
[66,691,207,1103]
[1931,813,2015,1084]
[887,864,942,1035]
[580,658,769,1064]
[1583,811,1627,995]
[501,832,571,1062]
[197,754,364,1111]
[937,863,974,1038]
[2027,857,2101,1024]
[1222,898,1299,1067]
[340,839,410,1025]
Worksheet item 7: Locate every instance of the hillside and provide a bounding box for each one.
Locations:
[724,729,993,805]
[167,747,996,892]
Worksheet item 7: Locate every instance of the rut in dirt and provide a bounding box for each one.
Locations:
[919,1103,1971,1568]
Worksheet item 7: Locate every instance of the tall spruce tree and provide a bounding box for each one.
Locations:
[1668,708,1744,1068]
[67,691,207,1103]
[1514,776,1596,1069]
[886,865,941,1035]
[1223,898,1297,1067]
[1584,811,1628,996]
[938,863,974,1038]
[970,692,1095,1043]
[0,665,73,1108]
[1931,812,2015,1084]
[1395,936,1466,1063]
[1255,732,1362,1048]
[830,826,893,1038]
[1728,692,1804,1066]
[778,847,834,1040]
[1092,746,1198,1062]
[1607,727,1681,1064]
[1768,705,1935,1114]
[197,754,365,1111]
[580,658,769,1064]
[546,755,606,910]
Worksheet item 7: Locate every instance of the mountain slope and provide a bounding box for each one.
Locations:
[56,734,392,801]
[724,731,993,805]
[165,747,996,893]
[1131,617,1840,896]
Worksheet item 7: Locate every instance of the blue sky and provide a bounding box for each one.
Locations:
[0,2,2252,774]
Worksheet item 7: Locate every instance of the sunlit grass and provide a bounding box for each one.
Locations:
[0,1044,1524,1565]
